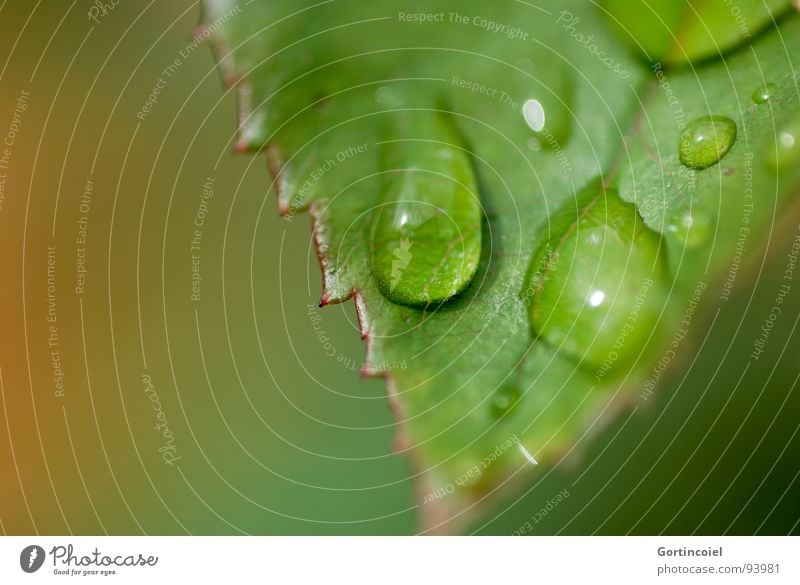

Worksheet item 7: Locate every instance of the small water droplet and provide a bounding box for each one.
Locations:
[371,111,482,306]
[527,137,541,152]
[522,99,546,132]
[752,82,777,104]
[522,185,666,371]
[516,57,534,70]
[588,290,606,307]
[374,86,400,107]
[518,67,573,150]
[666,210,714,249]
[767,113,800,172]
[679,116,737,170]
[491,384,522,418]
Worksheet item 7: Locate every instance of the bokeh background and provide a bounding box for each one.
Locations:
[0,1,798,535]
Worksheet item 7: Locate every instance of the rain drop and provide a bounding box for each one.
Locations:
[679,116,737,170]
[491,384,522,418]
[522,185,666,371]
[522,99,546,132]
[519,68,573,149]
[767,113,800,172]
[666,209,714,250]
[371,111,482,306]
[752,82,777,104]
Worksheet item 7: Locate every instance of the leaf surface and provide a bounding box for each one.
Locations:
[201,0,800,532]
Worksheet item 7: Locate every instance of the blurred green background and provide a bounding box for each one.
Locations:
[0,1,797,535]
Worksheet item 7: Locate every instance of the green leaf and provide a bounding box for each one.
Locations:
[202,0,800,532]
[600,0,794,66]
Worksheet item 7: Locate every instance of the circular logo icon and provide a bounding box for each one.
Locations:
[20,545,45,573]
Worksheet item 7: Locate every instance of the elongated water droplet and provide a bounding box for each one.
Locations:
[679,116,737,170]
[767,113,800,172]
[752,82,777,104]
[371,111,482,306]
[522,186,666,371]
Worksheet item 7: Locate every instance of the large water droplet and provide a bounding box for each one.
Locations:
[752,82,777,104]
[767,113,800,172]
[522,186,666,371]
[371,111,482,306]
[679,116,737,170]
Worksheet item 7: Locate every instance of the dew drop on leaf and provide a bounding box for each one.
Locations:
[665,209,714,249]
[370,111,482,306]
[767,113,800,172]
[522,186,666,372]
[490,384,522,419]
[679,116,737,170]
[527,137,542,152]
[374,85,400,108]
[520,71,573,150]
[522,99,546,132]
[752,82,777,104]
